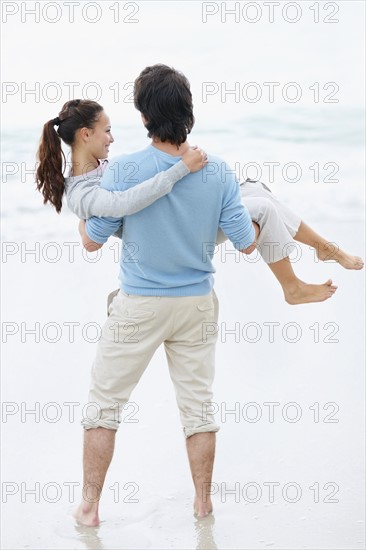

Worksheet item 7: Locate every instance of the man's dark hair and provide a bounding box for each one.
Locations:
[134,64,195,147]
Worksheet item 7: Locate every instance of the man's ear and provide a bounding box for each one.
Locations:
[141,114,148,126]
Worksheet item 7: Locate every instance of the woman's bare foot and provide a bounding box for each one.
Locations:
[316,245,364,270]
[73,503,100,527]
[194,495,213,518]
[284,279,338,305]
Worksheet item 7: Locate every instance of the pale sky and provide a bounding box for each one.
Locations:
[1,1,365,129]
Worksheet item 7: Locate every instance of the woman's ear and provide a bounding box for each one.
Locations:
[78,127,91,142]
[141,114,148,126]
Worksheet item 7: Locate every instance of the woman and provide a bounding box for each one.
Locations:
[36,99,208,217]
[36,99,363,305]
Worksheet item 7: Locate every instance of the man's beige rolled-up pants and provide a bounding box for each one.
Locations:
[82,290,220,438]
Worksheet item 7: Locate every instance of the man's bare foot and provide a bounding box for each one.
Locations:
[317,245,364,270]
[194,495,213,518]
[73,503,100,527]
[284,279,338,305]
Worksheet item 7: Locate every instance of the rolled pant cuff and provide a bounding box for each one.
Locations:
[81,418,119,431]
[184,423,220,439]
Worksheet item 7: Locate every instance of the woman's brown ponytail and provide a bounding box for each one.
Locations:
[35,99,104,213]
[36,118,65,213]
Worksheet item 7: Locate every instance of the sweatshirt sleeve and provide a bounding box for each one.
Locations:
[219,166,255,250]
[66,160,190,219]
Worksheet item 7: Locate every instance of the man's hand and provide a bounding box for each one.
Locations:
[241,221,260,255]
[79,219,103,252]
[182,146,208,173]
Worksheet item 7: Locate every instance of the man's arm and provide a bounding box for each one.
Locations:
[219,166,256,251]
[79,220,103,251]
[241,222,260,254]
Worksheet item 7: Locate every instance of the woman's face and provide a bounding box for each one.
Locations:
[88,111,114,159]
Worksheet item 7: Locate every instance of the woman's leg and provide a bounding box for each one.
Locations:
[242,187,338,304]
[293,221,364,270]
[242,180,363,270]
[240,180,302,245]
[268,258,337,305]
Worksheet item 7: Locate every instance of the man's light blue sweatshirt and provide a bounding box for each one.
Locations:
[86,145,254,296]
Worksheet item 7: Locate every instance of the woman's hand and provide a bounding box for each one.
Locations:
[182,146,208,173]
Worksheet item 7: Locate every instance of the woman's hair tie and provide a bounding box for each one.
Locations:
[52,117,61,126]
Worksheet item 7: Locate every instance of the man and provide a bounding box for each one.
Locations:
[76,64,258,526]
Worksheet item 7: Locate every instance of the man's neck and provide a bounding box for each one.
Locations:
[150,138,190,157]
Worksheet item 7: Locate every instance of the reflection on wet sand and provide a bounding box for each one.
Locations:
[195,514,217,550]
[74,522,105,550]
